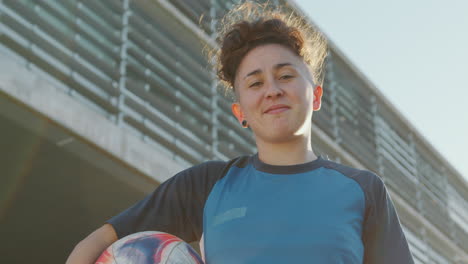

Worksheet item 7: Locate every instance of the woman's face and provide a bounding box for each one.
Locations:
[232,44,322,144]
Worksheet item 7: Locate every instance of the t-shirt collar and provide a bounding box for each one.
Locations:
[251,153,326,174]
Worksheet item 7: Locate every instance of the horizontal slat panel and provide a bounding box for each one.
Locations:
[420,188,452,239]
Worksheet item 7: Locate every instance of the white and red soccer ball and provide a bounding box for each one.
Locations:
[95,231,204,264]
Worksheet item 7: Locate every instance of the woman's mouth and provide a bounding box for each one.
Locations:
[265,107,289,114]
[264,104,290,114]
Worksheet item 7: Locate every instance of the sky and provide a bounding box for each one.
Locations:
[294,0,468,182]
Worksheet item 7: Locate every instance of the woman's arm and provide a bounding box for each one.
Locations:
[66,224,118,264]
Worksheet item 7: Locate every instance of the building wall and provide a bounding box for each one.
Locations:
[0,0,467,263]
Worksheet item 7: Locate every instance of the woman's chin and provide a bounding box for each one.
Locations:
[259,129,303,143]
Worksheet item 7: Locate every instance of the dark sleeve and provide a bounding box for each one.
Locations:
[362,172,415,264]
[106,160,227,243]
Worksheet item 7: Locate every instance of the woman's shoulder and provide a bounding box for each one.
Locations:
[178,154,253,180]
[319,157,385,191]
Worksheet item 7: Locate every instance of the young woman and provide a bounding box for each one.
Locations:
[67,3,414,264]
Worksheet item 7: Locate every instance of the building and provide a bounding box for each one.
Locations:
[0,0,466,263]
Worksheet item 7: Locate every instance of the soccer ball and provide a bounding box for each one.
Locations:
[95,231,204,264]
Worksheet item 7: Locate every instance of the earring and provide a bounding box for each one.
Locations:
[241,120,248,128]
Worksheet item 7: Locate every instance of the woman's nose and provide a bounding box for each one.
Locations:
[265,80,284,98]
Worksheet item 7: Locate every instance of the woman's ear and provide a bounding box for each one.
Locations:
[231,102,245,124]
[313,85,323,111]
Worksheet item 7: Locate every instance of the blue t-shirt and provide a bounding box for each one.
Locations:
[108,154,414,264]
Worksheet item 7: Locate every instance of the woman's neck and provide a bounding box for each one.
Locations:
[256,135,317,166]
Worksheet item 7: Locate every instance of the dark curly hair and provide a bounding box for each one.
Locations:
[210,2,328,96]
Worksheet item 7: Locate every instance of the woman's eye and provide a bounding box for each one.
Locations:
[249,82,262,88]
[280,75,293,80]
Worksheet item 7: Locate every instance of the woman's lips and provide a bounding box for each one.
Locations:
[265,107,289,114]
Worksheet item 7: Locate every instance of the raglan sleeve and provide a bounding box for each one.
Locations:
[106,161,225,243]
[362,172,415,264]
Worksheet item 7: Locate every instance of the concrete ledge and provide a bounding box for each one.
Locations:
[0,52,184,185]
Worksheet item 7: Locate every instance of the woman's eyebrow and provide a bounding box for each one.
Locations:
[274,62,294,70]
[243,62,295,80]
[244,69,262,80]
